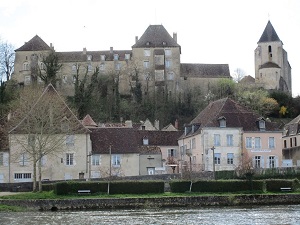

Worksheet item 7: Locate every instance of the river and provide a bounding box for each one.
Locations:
[1,204,299,225]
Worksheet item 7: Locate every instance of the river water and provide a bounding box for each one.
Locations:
[1,204,300,225]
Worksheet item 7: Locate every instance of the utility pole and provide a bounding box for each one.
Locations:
[211,146,216,180]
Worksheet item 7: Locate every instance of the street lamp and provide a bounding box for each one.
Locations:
[211,146,216,180]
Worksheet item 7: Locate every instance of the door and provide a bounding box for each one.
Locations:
[147,167,155,175]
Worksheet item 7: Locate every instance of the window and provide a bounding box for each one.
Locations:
[87,55,92,61]
[88,64,93,71]
[143,137,149,145]
[294,137,297,147]
[254,137,261,149]
[268,45,272,53]
[125,54,130,60]
[144,49,150,57]
[23,62,29,70]
[0,153,3,166]
[180,145,186,156]
[24,76,31,85]
[168,149,177,157]
[259,120,265,130]
[40,62,45,70]
[214,153,221,165]
[143,60,150,68]
[191,138,196,149]
[19,153,28,166]
[72,64,77,72]
[290,138,293,147]
[165,59,171,68]
[167,72,174,80]
[112,155,121,167]
[165,49,171,56]
[66,135,75,147]
[115,63,121,70]
[28,134,35,147]
[269,137,275,149]
[66,153,74,165]
[214,134,220,146]
[113,54,119,60]
[100,55,105,61]
[227,134,233,146]
[227,153,234,164]
[99,63,105,71]
[14,173,31,181]
[62,75,67,84]
[269,156,275,168]
[155,70,164,81]
[284,140,287,148]
[246,137,252,148]
[254,156,261,168]
[92,154,100,166]
[219,118,226,127]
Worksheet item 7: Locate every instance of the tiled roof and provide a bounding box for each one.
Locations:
[132,25,180,48]
[181,63,231,78]
[185,98,281,136]
[239,75,255,84]
[15,35,52,51]
[138,146,161,154]
[259,62,281,69]
[90,128,139,154]
[135,130,182,146]
[258,21,281,43]
[284,114,300,136]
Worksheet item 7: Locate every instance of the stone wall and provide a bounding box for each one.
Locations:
[1,194,300,211]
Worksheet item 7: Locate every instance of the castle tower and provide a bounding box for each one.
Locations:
[254,21,292,94]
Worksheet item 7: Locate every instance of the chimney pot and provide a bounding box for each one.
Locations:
[173,32,177,43]
[110,47,113,54]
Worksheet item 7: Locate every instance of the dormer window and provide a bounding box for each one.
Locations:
[113,54,119,60]
[146,42,150,46]
[143,136,149,145]
[100,55,105,61]
[218,116,226,128]
[87,55,92,61]
[162,41,166,46]
[259,120,266,130]
[125,54,130,60]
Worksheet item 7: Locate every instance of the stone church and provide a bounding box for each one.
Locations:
[12,25,230,97]
[254,21,292,94]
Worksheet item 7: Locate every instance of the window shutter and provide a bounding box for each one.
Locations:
[275,156,279,168]
[261,156,264,168]
[3,153,9,166]
[266,157,270,168]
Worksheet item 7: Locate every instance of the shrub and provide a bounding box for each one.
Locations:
[265,179,299,192]
[109,181,164,194]
[42,183,55,192]
[169,181,191,193]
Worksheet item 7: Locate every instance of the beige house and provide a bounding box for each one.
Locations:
[179,98,283,172]
[282,114,300,167]
[12,25,231,98]
[7,85,91,183]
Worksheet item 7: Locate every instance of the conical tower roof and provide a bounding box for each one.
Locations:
[15,35,52,51]
[258,21,281,43]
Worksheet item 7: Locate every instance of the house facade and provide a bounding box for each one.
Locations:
[12,25,231,97]
[179,98,283,173]
[282,114,300,167]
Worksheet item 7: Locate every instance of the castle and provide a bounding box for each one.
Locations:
[12,22,291,96]
[12,25,230,97]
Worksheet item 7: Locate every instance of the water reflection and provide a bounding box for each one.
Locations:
[1,204,299,225]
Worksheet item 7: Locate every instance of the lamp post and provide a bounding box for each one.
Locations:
[211,146,215,180]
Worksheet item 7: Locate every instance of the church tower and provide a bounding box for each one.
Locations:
[254,21,292,94]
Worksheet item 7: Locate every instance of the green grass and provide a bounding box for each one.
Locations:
[1,190,299,200]
[0,205,25,212]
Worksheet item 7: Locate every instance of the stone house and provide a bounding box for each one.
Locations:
[12,25,231,98]
[7,85,91,183]
[178,98,283,172]
[282,114,300,167]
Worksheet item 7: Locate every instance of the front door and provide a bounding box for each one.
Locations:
[147,167,155,175]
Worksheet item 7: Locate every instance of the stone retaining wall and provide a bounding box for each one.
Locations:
[1,194,300,211]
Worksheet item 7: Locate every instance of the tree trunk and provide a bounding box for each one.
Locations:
[32,155,37,192]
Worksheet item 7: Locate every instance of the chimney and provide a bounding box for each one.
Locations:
[173,32,177,43]
[83,47,87,55]
[50,43,54,50]
[154,119,159,130]
[110,47,113,54]
[175,119,179,129]
[125,120,133,128]
[135,36,138,43]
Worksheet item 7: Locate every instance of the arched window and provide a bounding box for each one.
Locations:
[268,45,272,53]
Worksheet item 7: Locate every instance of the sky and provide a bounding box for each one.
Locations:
[0,0,299,96]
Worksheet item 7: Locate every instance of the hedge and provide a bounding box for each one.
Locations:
[54,181,107,195]
[109,181,165,194]
[265,179,300,192]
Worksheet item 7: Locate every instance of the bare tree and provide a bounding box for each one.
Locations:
[0,41,15,81]
[9,84,87,191]
[232,68,246,82]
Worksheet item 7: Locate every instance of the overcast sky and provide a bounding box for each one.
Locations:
[1,0,299,96]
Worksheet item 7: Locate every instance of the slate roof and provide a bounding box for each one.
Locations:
[181,63,231,78]
[132,25,180,48]
[57,50,132,62]
[284,114,300,136]
[138,146,161,154]
[258,21,281,43]
[182,98,281,138]
[15,35,52,51]
[81,114,97,127]
[90,128,181,154]
[239,75,255,84]
[9,84,90,134]
[259,62,281,69]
